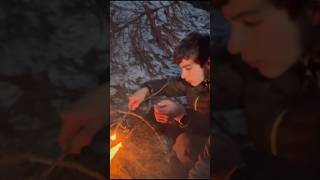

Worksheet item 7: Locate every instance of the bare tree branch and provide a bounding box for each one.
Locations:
[110,1,209,87]
[111,2,177,34]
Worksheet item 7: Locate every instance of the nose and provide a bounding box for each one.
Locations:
[181,70,186,80]
[227,28,244,55]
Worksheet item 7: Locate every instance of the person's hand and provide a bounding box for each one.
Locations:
[58,84,106,154]
[153,99,186,124]
[128,87,149,111]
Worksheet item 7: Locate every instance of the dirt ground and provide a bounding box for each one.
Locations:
[110,110,189,179]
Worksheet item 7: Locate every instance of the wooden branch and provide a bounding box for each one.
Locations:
[112,2,177,34]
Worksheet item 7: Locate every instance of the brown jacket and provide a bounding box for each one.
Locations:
[214,59,320,177]
[141,76,210,136]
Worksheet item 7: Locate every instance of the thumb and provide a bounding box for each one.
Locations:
[128,99,136,110]
[69,132,93,154]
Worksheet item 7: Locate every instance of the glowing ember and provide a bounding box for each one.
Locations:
[110,142,122,162]
[111,133,116,141]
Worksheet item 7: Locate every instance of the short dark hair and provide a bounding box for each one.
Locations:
[212,0,320,55]
[173,32,210,66]
[212,0,306,19]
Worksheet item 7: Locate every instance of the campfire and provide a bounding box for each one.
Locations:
[109,110,173,179]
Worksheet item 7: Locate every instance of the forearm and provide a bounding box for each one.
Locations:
[140,77,187,97]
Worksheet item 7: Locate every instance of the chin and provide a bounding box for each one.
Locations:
[191,82,201,87]
[258,68,285,79]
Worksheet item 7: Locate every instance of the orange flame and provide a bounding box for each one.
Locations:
[110,133,116,141]
[110,142,122,162]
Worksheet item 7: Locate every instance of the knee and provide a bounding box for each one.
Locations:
[173,133,199,167]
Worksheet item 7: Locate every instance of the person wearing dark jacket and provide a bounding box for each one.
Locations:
[128,32,219,178]
[212,0,320,179]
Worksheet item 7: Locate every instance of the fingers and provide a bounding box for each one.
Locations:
[128,97,142,111]
[128,97,137,111]
[154,105,169,123]
[58,113,82,152]
[128,88,148,110]
[155,114,169,123]
[66,118,103,154]
[58,111,104,154]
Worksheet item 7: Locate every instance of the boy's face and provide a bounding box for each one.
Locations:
[179,58,208,87]
[221,0,303,78]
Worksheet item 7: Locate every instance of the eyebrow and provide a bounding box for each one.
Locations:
[181,64,192,68]
[230,9,260,20]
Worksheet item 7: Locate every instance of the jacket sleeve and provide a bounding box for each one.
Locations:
[179,108,210,136]
[140,76,188,97]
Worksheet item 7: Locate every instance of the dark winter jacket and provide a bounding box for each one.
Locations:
[214,57,320,178]
[141,76,210,136]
